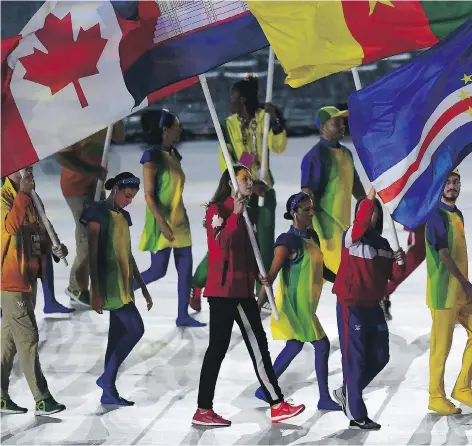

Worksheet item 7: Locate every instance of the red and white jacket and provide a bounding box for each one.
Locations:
[203,196,258,299]
[333,198,405,307]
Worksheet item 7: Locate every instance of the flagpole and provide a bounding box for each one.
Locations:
[350,67,403,263]
[94,124,113,202]
[259,47,275,207]
[20,170,68,266]
[199,74,279,320]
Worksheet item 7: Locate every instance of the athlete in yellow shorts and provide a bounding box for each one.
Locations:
[425,169,472,415]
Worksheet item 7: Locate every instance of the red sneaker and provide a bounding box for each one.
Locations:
[271,401,305,423]
[189,287,202,312]
[192,409,231,427]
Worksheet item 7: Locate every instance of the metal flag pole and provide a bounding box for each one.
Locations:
[20,170,68,266]
[199,74,279,320]
[94,124,113,202]
[259,46,275,207]
[350,67,403,263]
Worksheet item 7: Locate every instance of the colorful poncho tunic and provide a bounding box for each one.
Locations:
[301,138,358,273]
[81,201,134,311]
[271,226,327,342]
[139,146,191,252]
[426,202,468,309]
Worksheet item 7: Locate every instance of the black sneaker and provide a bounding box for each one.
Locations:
[380,296,392,321]
[34,397,66,416]
[66,287,90,308]
[1,397,28,414]
[349,417,381,430]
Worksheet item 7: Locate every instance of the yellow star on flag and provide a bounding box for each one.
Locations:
[468,107,472,118]
[460,90,470,100]
[461,74,472,84]
[369,0,394,15]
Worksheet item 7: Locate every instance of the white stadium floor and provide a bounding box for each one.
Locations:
[2,136,472,445]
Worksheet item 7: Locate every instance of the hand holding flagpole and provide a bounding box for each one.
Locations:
[20,170,68,266]
[350,67,403,265]
[199,74,279,320]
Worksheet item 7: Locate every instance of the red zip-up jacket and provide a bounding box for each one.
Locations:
[333,198,405,307]
[203,196,257,299]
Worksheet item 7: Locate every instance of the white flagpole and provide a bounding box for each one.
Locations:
[350,67,403,262]
[21,170,68,266]
[259,47,275,207]
[94,125,113,202]
[199,74,279,320]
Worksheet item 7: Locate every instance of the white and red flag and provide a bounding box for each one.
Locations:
[1,0,268,176]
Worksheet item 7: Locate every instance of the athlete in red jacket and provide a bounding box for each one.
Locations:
[192,166,305,428]
[332,188,405,430]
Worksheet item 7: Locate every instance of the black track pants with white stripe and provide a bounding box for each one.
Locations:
[197,297,284,409]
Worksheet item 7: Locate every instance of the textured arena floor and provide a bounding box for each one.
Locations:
[2,137,471,445]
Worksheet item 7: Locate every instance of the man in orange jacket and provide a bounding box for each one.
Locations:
[1,167,67,415]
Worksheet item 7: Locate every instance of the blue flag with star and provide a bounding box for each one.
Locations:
[348,19,472,229]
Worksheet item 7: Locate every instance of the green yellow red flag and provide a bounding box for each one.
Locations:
[247,0,472,87]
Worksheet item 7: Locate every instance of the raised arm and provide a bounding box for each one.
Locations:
[345,187,376,247]
[2,174,34,235]
[206,203,244,251]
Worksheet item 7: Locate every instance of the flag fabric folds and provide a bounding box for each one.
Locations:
[348,19,472,229]
[1,0,268,177]
[248,0,472,87]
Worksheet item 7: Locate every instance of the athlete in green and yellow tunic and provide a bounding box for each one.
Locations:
[301,106,366,274]
[191,76,287,310]
[84,172,153,406]
[137,110,205,328]
[425,169,472,415]
[254,192,341,411]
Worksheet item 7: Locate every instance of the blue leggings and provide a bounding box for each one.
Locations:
[256,337,337,406]
[135,247,192,319]
[100,303,144,388]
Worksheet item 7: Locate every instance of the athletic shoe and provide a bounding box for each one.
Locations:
[333,386,347,416]
[1,397,27,414]
[452,388,472,408]
[271,400,305,423]
[428,397,462,415]
[66,287,90,308]
[189,287,202,312]
[349,417,381,430]
[380,296,392,321]
[261,301,272,314]
[34,397,66,416]
[192,409,231,427]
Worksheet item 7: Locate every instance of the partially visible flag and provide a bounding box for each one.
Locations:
[248,0,472,87]
[348,19,472,229]
[1,0,268,177]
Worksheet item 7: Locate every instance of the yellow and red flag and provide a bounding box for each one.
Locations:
[247,0,472,87]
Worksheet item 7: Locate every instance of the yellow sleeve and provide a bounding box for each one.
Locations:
[268,129,288,155]
[219,141,237,172]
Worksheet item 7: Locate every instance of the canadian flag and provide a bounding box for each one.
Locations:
[1,0,268,177]
[2,2,146,176]
[1,1,194,177]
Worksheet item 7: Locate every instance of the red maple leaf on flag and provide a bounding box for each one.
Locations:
[19,13,107,108]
